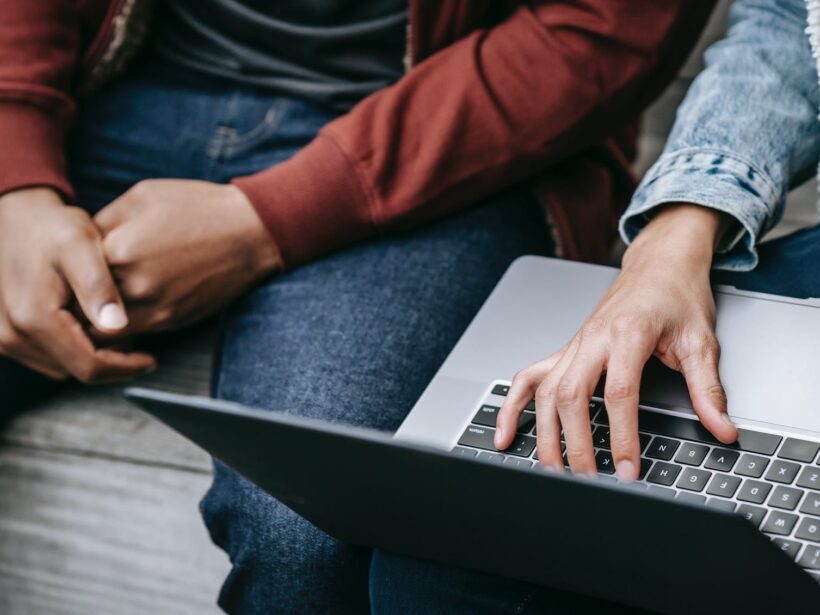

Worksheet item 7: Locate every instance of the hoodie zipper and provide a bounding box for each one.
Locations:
[405,0,418,71]
[81,0,128,77]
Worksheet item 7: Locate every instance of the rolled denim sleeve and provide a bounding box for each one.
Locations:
[621,0,820,270]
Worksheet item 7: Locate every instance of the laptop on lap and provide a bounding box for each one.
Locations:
[126,256,820,613]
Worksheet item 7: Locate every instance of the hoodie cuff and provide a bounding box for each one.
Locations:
[0,102,73,201]
[232,132,375,271]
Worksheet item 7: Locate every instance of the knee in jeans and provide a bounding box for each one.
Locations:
[201,462,371,613]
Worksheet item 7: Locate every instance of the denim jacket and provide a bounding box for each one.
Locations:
[621,0,820,270]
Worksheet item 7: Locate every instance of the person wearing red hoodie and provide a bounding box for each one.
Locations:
[0,1,715,611]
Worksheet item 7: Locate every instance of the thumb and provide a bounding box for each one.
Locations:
[57,236,129,333]
[677,336,738,444]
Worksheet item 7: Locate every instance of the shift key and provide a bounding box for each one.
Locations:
[458,425,536,457]
[458,425,497,451]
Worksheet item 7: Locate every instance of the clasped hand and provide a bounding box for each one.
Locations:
[0,180,278,383]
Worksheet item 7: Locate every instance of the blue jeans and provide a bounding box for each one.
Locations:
[3,57,820,612]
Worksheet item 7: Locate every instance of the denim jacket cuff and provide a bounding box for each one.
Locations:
[619,149,782,271]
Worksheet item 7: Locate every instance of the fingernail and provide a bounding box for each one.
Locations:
[616,460,635,482]
[494,427,505,449]
[721,413,736,428]
[98,303,128,330]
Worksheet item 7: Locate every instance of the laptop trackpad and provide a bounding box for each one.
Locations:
[638,291,820,436]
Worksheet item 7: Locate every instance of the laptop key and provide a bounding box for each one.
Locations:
[477,451,505,464]
[736,504,767,529]
[595,450,615,475]
[645,437,680,461]
[491,384,509,396]
[797,466,820,491]
[472,405,501,427]
[452,447,478,458]
[676,492,707,506]
[519,413,536,434]
[798,546,820,570]
[473,405,536,434]
[505,434,536,458]
[504,457,533,469]
[645,461,682,486]
[592,426,610,449]
[800,493,820,518]
[674,442,709,466]
[704,448,739,472]
[735,453,770,478]
[639,433,652,453]
[458,425,497,451]
[796,518,820,543]
[647,485,676,499]
[736,480,772,505]
[765,459,801,484]
[588,401,601,419]
[705,473,741,498]
[769,486,805,511]
[639,458,653,480]
[778,438,820,463]
[772,538,803,561]
[633,410,781,455]
[762,511,799,536]
[706,498,736,512]
[677,467,712,492]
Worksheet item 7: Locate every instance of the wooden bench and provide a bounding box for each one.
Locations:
[2,3,818,612]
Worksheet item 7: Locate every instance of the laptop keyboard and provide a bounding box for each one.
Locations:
[453,383,820,581]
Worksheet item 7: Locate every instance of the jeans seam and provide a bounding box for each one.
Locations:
[206,101,283,177]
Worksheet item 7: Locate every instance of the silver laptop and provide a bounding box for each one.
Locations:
[127,255,820,610]
[396,256,820,574]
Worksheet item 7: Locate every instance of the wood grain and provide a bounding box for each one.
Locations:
[1,323,215,472]
[0,447,229,615]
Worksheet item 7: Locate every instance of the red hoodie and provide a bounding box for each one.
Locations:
[0,0,715,269]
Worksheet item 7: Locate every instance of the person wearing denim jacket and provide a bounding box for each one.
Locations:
[493,0,820,488]
[377,2,820,609]
[623,0,820,272]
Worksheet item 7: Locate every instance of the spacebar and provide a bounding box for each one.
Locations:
[636,410,781,456]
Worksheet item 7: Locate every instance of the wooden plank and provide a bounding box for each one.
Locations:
[1,323,216,472]
[0,446,229,615]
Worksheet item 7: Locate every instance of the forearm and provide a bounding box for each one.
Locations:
[236,0,715,269]
[621,0,820,271]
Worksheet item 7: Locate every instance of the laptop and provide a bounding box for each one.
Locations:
[126,256,820,613]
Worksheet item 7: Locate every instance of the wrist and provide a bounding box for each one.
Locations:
[623,204,728,272]
[225,184,281,277]
[0,188,65,224]
[0,187,64,209]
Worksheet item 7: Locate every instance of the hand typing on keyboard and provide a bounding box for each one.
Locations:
[493,205,739,481]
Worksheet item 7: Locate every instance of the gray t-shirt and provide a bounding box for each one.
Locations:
[151,0,407,111]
